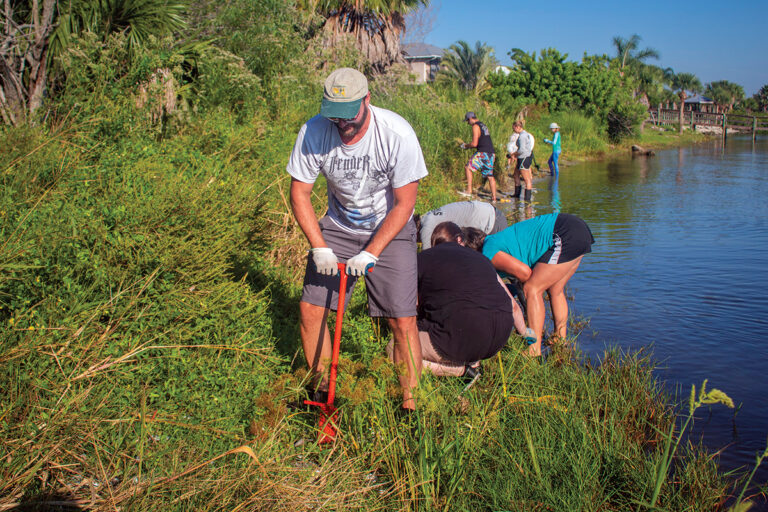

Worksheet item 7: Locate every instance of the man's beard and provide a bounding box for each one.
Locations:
[336,106,368,139]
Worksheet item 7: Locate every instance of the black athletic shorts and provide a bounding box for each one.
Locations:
[537,213,595,265]
[515,155,533,171]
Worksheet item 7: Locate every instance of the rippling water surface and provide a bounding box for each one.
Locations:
[507,136,768,499]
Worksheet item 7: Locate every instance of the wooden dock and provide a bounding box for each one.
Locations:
[647,108,768,140]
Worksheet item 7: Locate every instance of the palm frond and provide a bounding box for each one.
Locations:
[48,0,189,61]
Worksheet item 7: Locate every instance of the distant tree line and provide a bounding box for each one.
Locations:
[435,32,768,140]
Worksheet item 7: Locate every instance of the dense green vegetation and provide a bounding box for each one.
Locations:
[1,1,764,510]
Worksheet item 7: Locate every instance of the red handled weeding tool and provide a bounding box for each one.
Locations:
[304,262,348,444]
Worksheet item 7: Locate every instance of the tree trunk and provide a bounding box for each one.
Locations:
[321,8,405,74]
[0,58,24,125]
[28,47,48,115]
[0,0,56,125]
[678,92,686,134]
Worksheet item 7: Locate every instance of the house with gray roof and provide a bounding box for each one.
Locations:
[402,43,444,83]
[684,94,716,113]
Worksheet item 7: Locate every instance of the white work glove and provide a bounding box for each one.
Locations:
[346,251,378,277]
[524,327,537,345]
[310,247,339,276]
[460,143,467,149]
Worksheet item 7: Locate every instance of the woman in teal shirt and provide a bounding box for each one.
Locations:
[466,212,594,357]
[544,122,561,176]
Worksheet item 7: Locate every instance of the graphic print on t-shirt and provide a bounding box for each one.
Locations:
[286,106,429,234]
[326,153,388,231]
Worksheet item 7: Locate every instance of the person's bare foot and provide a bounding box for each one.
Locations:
[525,342,542,358]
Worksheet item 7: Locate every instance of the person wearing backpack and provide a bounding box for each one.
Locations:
[512,121,535,202]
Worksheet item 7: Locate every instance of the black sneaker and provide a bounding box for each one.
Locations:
[462,364,482,387]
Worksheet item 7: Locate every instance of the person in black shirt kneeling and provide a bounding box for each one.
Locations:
[408,221,528,377]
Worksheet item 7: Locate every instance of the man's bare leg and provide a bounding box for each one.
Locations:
[388,316,422,410]
[464,165,473,195]
[489,176,497,202]
[299,301,332,390]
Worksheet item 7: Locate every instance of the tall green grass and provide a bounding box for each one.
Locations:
[551,111,609,157]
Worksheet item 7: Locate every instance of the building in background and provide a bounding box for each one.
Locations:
[684,95,716,113]
[402,43,444,83]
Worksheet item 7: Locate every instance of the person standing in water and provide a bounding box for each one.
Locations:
[544,122,561,177]
[460,112,497,202]
[506,130,519,173]
[512,121,535,202]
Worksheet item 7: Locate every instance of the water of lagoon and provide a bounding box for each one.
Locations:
[507,136,768,499]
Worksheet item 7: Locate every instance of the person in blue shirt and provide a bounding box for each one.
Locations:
[465,213,594,357]
[544,122,561,176]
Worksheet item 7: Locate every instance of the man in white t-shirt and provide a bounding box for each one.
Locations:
[287,68,428,412]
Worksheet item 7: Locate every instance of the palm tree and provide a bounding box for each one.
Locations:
[632,64,673,132]
[49,0,188,58]
[300,0,429,73]
[1,0,189,125]
[670,71,702,133]
[629,64,667,105]
[438,40,498,93]
[755,84,768,112]
[612,34,659,76]
[705,80,745,113]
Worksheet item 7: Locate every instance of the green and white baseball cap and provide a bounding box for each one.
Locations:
[320,68,369,119]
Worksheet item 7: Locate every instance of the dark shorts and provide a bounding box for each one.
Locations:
[302,216,418,318]
[515,155,533,171]
[468,152,495,177]
[537,213,595,265]
[490,206,508,235]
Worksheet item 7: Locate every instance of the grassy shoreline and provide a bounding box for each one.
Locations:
[565,128,712,162]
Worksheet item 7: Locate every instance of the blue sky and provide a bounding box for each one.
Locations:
[418,0,767,95]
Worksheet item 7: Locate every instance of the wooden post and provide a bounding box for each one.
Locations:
[753,116,758,142]
[690,109,695,131]
[722,113,727,141]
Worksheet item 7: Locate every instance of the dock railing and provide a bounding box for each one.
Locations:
[647,108,768,140]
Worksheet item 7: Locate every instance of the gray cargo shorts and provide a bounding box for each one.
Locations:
[301,216,418,318]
